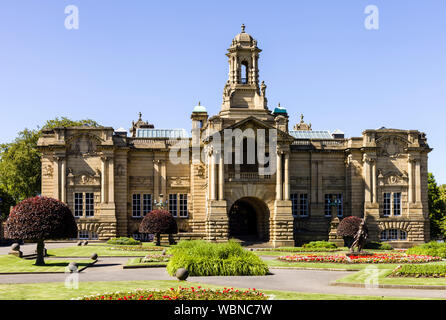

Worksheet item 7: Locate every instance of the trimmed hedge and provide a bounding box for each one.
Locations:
[392,264,446,277]
[166,240,269,276]
[407,241,446,259]
[302,241,338,249]
[107,237,141,246]
[364,242,393,250]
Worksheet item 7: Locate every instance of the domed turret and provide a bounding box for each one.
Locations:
[192,101,207,113]
[231,24,257,47]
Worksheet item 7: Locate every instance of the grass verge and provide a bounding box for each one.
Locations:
[0,255,92,273]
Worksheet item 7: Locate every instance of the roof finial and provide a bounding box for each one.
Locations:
[241,24,245,33]
[300,114,304,122]
[139,112,142,120]
[198,101,201,106]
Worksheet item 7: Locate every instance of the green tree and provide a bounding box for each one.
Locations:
[0,117,100,210]
[428,173,446,239]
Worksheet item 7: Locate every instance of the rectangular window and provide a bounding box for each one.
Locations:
[132,194,141,217]
[399,230,407,240]
[142,194,152,216]
[179,194,188,218]
[393,193,401,216]
[336,194,343,217]
[324,194,331,217]
[78,230,89,239]
[291,193,299,217]
[74,193,83,217]
[169,194,178,217]
[389,229,398,240]
[299,194,309,217]
[380,230,388,241]
[85,193,94,217]
[383,193,391,216]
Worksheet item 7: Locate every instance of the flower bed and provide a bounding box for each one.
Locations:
[257,247,341,253]
[78,286,268,300]
[142,254,171,263]
[278,253,442,264]
[109,246,166,252]
[391,264,446,278]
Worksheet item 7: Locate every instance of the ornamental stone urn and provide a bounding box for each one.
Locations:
[8,243,22,258]
[67,262,78,273]
[176,268,189,281]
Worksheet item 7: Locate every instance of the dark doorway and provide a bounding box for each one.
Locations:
[229,200,258,238]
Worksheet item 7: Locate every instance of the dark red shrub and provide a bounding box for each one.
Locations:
[336,216,367,237]
[5,196,78,265]
[139,210,177,246]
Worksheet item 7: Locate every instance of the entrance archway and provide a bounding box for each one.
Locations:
[228,197,269,242]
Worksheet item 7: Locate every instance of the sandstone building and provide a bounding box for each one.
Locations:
[38,26,431,247]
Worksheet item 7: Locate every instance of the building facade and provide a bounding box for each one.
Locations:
[38,26,431,247]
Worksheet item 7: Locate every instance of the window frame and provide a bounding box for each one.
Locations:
[142,194,152,216]
[85,192,95,217]
[74,193,83,218]
[132,194,142,218]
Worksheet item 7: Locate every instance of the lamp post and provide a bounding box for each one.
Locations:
[153,194,168,210]
[328,195,344,247]
[328,195,341,219]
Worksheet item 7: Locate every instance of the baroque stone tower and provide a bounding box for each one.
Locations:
[219,25,272,121]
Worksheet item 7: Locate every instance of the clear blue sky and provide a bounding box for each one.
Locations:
[1,1,445,182]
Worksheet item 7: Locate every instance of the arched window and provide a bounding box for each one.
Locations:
[241,61,248,84]
[380,229,407,241]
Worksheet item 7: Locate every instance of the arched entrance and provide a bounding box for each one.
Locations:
[228,197,269,242]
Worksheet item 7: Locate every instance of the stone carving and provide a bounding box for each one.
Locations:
[377,135,408,158]
[129,176,152,187]
[260,81,266,96]
[43,165,53,178]
[116,165,125,177]
[169,176,190,187]
[67,134,101,157]
[196,164,205,177]
[350,219,368,253]
[378,170,408,186]
[68,171,101,186]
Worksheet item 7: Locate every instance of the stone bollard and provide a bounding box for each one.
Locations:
[77,241,83,246]
[9,243,23,258]
[83,241,89,246]
[90,253,98,261]
[67,262,78,273]
[175,268,189,281]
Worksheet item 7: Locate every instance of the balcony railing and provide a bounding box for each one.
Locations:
[227,172,272,182]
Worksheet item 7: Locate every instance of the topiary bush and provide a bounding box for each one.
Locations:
[407,241,446,258]
[302,241,338,249]
[139,210,177,246]
[5,196,78,265]
[107,237,141,246]
[364,241,393,250]
[337,216,366,237]
[167,240,269,276]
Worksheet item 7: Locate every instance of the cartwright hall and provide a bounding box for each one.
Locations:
[37,26,431,248]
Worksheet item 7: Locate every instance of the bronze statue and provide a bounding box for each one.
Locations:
[350,219,368,253]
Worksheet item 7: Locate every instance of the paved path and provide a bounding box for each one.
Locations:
[0,256,445,299]
[1,243,446,299]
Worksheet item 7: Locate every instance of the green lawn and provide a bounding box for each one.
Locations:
[0,255,92,273]
[0,280,433,300]
[47,245,165,257]
[335,262,446,286]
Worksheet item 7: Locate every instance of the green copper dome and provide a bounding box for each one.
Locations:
[273,103,287,114]
[192,101,207,113]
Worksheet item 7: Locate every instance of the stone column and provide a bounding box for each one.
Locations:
[408,157,414,203]
[363,155,371,203]
[218,151,224,200]
[284,152,290,200]
[276,151,282,200]
[153,160,160,202]
[101,157,107,203]
[415,159,421,203]
[53,156,60,200]
[371,159,377,203]
[161,160,167,198]
[108,157,114,203]
[209,149,216,201]
[60,157,66,203]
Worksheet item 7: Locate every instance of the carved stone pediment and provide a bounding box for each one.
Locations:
[66,133,102,157]
[376,135,409,158]
[129,176,152,187]
[378,170,408,186]
[68,171,101,186]
[169,176,190,187]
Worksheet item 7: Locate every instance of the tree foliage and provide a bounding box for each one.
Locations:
[336,216,366,237]
[428,173,446,239]
[0,117,100,210]
[139,210,178,246]
[5,196,78,265]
